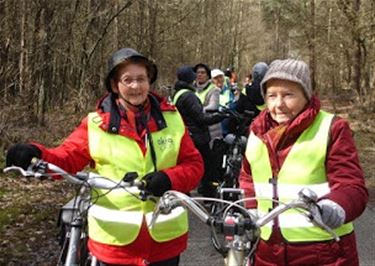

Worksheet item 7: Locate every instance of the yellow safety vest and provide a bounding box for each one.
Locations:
[219,88,232,107]
[172,89,190,105]
[246,111,353,242]
[220,76,233,106]
[195,83,216,104]
[87,111,188,245]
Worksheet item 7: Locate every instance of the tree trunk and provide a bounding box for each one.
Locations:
[147,0,157,57]
[37,7,47,126]
[308,0,317,92]
[351,0,362,97]
[19,0,26,95]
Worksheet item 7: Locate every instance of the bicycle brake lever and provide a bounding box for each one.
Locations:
[149,208,159,229]
[3,166,35,177]
[148,195,171,229]
[3,165,50,180]
[298,188,318,203]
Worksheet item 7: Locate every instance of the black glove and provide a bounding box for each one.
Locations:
[213,113,229,120]
[143,171,171,197]
[6,144,42,170]
[208,113,229,124]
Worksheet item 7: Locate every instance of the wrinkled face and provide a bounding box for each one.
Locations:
[212,75,225,89]
[265,79,308,124]
[195,67,209,84]
[111,63,150,109]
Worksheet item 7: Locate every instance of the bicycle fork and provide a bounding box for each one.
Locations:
[226,235,247,266]
[65,218,84,266]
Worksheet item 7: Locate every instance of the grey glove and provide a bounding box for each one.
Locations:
[317,199,346,229]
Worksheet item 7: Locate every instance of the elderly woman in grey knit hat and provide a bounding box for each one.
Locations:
[239,58,368,265]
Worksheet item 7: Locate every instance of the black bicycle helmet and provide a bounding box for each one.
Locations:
[105,48,158,91]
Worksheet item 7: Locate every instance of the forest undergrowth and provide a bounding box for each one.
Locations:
[0,95,374,265]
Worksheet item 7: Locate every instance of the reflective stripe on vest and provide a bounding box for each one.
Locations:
[172,89,190,105]
[87,111,188,245]
[245,111,353,242]
[195,83,215,104]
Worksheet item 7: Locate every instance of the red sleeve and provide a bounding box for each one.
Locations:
[162,129,204,193]
[239,157,257,208]
[324,117,368,222]
[31,117,92,176]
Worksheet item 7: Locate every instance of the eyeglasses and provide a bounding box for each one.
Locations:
[118,76,149,86]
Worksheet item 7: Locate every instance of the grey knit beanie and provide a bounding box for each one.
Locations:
[260,59,312,100]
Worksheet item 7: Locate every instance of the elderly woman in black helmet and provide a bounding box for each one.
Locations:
[6,48,204,265]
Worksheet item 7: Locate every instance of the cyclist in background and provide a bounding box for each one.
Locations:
[224,67,238,87]
[6,48,203,266]
[211,68,236,137]
[235,62,268,118]
[172,65,227,197]
[239,58,368,265]
[225,62,269,135]
[193,63,222,144]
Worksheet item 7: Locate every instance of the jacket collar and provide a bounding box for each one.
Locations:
[97,92,170,134]
[174,80,195,92]
[251,96,321,139]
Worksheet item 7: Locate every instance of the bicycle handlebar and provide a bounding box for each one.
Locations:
[3,158,145,191]
[206,106,254,121]
[254,188,339,241]
[150,188,339,242]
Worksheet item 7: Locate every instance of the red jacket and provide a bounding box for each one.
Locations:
[33,93,204,265]
[239,96,368,266]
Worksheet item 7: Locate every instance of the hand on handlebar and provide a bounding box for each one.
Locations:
[212,112,230,121]
[143,171,171,197]
[317,199,346,229]
[6,144,41,170]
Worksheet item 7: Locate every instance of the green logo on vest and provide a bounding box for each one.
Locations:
[157,136,174,150]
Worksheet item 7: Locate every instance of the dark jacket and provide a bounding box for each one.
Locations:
[236,62,268,115]
[232,63,268,134]
[235,76,265,117]
[173,81,224,147]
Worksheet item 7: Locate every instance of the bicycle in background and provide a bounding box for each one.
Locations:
[208,106,254,253]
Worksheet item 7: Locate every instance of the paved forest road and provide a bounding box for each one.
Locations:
[355,206,375,266]
[180,205,375,266]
